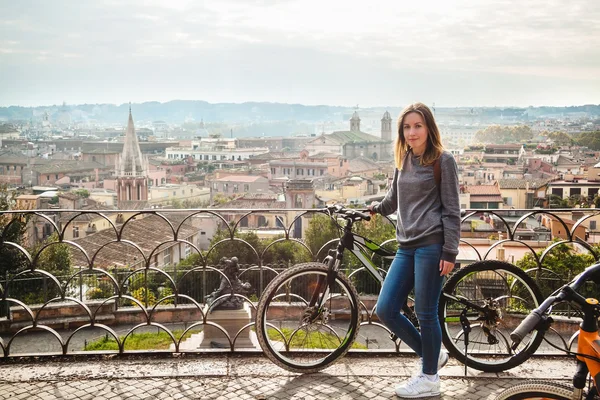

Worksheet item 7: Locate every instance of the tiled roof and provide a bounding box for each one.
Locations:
[329,130,385,144]
[471,195,504,203]
[467,185,502,195]
[33,161,108,174]
[215,175,266,183]
[556,155,577,164]
[59,193,79,200]
[348,156,379,173]
[70,214,197,269]
[212,194,286,209]
[269,160,328,167]
[485,144,522,149]
[117,200,150,210]
[308,152,342,159]
[497,179,549,190]
[250,152,299,160]
[83,148,120,154]
[59,203,116,222]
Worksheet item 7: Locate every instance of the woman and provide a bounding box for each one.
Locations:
[369,102,460,398]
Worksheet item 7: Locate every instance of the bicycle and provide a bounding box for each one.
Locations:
[494,261,600,399]
[255,205,545,373]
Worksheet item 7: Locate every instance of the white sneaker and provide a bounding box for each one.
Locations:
[395,373,440,398]
[437,349,449,371]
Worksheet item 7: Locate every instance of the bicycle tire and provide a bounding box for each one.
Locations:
[255,262,360,373]
[439,260,545,372]
[494,380,574,399]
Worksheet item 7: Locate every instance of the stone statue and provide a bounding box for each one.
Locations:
[205,257,252,310]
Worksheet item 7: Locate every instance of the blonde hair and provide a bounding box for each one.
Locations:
[394,102,444,170]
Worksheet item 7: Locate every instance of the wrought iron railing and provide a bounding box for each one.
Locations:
[0,207,598,358]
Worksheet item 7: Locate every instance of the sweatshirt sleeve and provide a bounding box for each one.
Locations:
[374,168,399,216]
[440,154,461,263]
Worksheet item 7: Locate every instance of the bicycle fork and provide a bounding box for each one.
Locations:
[304,254,339,324]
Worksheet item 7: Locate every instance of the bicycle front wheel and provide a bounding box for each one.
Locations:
[255,262,360,373]
[440,260,544,372]
[494,380,574,399]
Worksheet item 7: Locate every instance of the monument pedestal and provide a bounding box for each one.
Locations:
[199,302,256,349]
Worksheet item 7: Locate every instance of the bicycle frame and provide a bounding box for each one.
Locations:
[307,211,490,323]
[504,263,600,399]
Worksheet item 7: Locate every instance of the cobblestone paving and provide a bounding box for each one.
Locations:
[0,355,576,400]
[0,375,572,400]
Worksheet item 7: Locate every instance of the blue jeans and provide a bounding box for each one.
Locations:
[376,244,444,375]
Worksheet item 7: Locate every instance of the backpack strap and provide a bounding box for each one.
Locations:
[434,157,441,187]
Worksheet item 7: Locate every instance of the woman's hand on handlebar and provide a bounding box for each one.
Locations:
[367,202,379,215]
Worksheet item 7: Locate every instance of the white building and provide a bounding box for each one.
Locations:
[166,137,268,162]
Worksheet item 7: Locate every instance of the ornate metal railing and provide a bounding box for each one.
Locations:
[0,207,598,358]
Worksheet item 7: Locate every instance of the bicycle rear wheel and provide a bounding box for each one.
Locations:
[494,380,573,399]
[255,262,360,373]
[440,260,544,372]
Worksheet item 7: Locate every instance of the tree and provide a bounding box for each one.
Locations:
[206,228,264,266]
[576,131,600,150]
[261,235,311,266]
[303,214,340,259]
[548,194,569,208]
[474,125,534,144]
[546,131,575,147]
[0,184,29,276]
[73,189,90,198]
[516,241,599,298]
[15,232,74,304]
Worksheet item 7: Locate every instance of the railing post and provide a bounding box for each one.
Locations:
[113,266,119,311]
[1,271,7,319]
[173,263,178,307]
[43,275,48,304]
[79,268,83,302]
[144,268,148,309]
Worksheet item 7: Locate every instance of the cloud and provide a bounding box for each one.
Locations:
[0,0,598,106]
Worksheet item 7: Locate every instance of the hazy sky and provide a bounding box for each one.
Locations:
[1,0,599,108]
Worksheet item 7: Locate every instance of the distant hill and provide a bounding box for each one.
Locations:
[0,101,598,125]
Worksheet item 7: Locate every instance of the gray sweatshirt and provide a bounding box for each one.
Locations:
[374,150,461,263]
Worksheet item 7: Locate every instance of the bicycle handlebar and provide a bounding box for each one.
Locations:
[325,205,371,222]
[510,282,596,349]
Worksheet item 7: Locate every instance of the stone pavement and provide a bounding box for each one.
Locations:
[0,353,576,400]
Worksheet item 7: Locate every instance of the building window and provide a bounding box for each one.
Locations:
[244,184,249,191]
[184,243,191,258]
[271,168,276,175]
[73,226,79,238]
[223,183,229,192]
[591,221,597,230]
[233,184,239,193]
[163,249,171,265]
[173,191,176,196]
[47,175,50,180]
